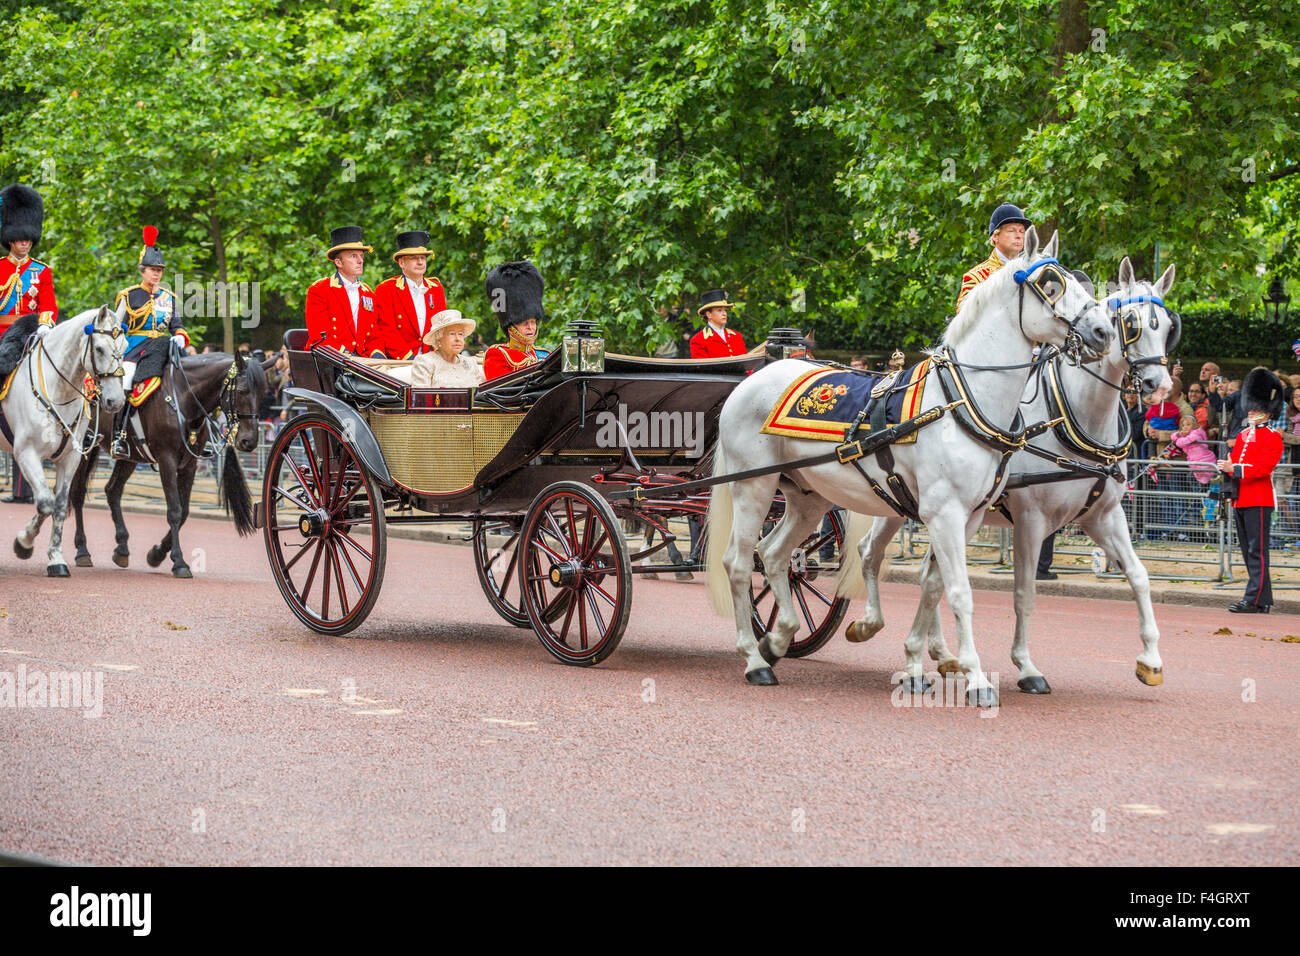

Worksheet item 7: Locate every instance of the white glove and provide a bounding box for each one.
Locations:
[172,334,187,349]
[35,323,51,338]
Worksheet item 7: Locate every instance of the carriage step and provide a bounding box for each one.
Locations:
[252,500,266,529]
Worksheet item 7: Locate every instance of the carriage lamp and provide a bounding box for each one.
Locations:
[766,327,808,362]
[1263,276,1291,368]
[562,320,605,373]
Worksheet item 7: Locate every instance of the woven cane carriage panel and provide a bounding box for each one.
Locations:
[364,410,526,494]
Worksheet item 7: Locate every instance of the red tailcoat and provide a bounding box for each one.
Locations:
[956,252,1003,314]
[0,255,57,336]
[371,275,448,359]
[1229,424,1283,508]
[483,343,540,380]
[305,274,381,355]
[689,323,747,359]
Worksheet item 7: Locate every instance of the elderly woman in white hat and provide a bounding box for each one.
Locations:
[410,309,486,388]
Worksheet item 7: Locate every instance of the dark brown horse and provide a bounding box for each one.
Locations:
[69,350,270,576]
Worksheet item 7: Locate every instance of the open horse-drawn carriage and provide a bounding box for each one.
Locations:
[257,324,850,665]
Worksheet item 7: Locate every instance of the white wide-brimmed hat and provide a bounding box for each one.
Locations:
[422,309,476,347]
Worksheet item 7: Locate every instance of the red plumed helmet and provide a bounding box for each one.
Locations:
[138,225,165,267]
[142,225,158,247]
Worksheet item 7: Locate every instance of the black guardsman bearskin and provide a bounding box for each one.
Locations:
[393,230,432,260]
[1241,367,1284,419]
[139,225,165,268]
[485,261,545,335]
[987,202,1032,235]
[0,184,44,252]
[326,225,372,259]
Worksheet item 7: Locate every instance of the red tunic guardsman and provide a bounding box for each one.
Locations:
[0,184,57,339]
[372,230,448,359]
[305,225,382,356]
[483,261,548,380]
[1219,367,1285,613]
[955,202,1032,314]
[689,289,747,358]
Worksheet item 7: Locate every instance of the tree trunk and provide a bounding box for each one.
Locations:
[1039,1,1092,242]
[208,210,233,353]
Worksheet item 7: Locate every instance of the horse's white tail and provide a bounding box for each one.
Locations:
[704,444,736,616]
[833,512,876,599]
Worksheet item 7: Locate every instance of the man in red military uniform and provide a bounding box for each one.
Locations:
[1218,367,1285,613]
[1,184,56,503]
[372,230,448,359]
[0,184,57,339]
[305,226,382,355]
[956,202,1032,314]
[483,261,548,380]
[689,289,747,358]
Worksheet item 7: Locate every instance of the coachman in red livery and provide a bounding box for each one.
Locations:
[305,226,382,356]
[689,289,747,359]
[372,230,448,359]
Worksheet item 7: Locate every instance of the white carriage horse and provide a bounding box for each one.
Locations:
[704,227,1115,705]
[850,257,1177,694]
[0,306,127,576]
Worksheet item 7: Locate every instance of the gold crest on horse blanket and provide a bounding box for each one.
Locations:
[760,360,931,443]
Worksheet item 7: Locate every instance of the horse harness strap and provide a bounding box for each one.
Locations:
[1043,357,1130,466]
[931,349,1028,453]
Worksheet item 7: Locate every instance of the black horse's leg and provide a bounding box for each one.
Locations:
[104,457,135,567]
[71,445,100,567]
[150,450,191,578]
[165,455,197,577]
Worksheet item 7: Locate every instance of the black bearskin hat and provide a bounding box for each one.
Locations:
[0,184,44,250]
[1241,367,1284,419]
[485,260,545,335]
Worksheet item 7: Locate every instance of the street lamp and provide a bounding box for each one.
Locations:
[1264,276,1290,368]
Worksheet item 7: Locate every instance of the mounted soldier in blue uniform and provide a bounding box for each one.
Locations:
[112,226,189,458]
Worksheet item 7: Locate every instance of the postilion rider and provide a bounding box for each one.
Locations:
[372,229,448,359]
[304,226,383,356]
[0,184,58,503]
[689,289,747,359]
[111,227,189,458]
[483,261,549,381]
[955,202,1060,582]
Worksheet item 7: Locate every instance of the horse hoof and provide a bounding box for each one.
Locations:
[758,636,780,666]
[75,554,94,568]
[967,686,999,708]
[1135,662,1163,687]
[1017,675,1052,695]
[937,659,962,677]
[47,564,70,578]
[901,675,932,694]
[745,667,779,686]
[845,620,875,643]
[13,539,33,560]
[172,566,193,579]
[112,551,129,568]
[146,546,165,568]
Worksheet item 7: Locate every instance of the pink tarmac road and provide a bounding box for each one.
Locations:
[2,503,1297,865]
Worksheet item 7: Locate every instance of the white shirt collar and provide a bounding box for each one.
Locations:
[993,248,1011,264]
[708,320,727,337]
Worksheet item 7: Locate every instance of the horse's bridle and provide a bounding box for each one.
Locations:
[1107,293,1180,370]
[1012,257,1103,356]
[80,319,128,382]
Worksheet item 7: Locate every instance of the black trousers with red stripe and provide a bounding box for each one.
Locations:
[1233,505,1273,607]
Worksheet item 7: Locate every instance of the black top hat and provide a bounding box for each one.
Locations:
[326,225,373,259]
[485,261,545,335]
[697,289,733,315]
[988,202,1032,235]
[1241,367,1284,419]
[393,230,432,261]
[0,184,44,251]
[139,225,165,268]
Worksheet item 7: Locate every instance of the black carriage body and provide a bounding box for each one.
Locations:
[284,340,764,518]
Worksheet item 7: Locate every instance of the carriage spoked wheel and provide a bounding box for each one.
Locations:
[750,508,850,659]
[519,481,632,666]
[262,414,387,636]
[473,521,530,628]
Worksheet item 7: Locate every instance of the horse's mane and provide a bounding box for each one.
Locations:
[0,314,40,378]
[942,258,1020,346]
